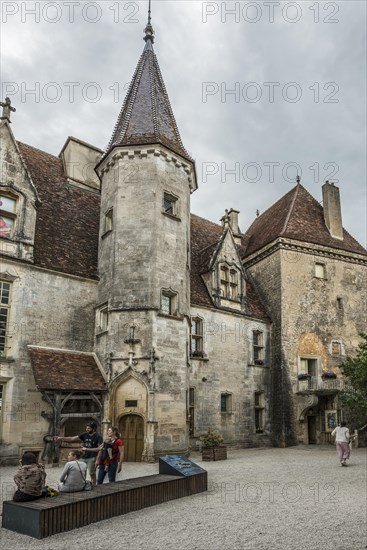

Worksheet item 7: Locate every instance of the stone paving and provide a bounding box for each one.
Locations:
[0,446,366,550]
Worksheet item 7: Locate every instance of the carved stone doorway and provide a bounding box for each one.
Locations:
[119,414,144,462]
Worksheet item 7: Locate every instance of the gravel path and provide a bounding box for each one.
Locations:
[0,446,365,550]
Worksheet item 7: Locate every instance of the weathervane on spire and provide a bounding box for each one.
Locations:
[144,0,155,43]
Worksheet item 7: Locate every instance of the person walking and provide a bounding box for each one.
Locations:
[58,450,87,493]
[55,421,102,486]
[13,452,46,502]
[97,427,124,485]
[331,421,351,466]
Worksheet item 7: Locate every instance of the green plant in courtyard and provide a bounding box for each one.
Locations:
[200,430,224,448]
[340,332,367,426]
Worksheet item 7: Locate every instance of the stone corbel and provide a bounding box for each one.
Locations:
[298,394,319,421]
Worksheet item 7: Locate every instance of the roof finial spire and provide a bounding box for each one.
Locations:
[0,97,16,123]
[296,174,301,184]
[144,0,154,44]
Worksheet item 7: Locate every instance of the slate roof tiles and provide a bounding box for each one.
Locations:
[106,39,192,162]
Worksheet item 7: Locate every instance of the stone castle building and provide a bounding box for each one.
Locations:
[0,19,366,463]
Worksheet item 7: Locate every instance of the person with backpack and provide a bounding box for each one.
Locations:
[97,427,124,484]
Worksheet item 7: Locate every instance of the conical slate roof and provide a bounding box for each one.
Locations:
[243,184,367,257]
[106,25,192,162]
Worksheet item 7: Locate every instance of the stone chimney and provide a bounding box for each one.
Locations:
[221,208,242,245]
[322,181,343,240]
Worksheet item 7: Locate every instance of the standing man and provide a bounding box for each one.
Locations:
[55,421,103,486]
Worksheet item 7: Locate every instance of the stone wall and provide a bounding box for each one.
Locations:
[189,305,270,448]
[246,248,297,446]
[0,259,97,462]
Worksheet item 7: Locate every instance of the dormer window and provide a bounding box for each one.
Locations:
[220,265,239,301]
[0,194,17,239]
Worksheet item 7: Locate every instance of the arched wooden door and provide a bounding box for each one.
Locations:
[119,415,144,462]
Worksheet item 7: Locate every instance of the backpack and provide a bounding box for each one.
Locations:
[96,442,112,465]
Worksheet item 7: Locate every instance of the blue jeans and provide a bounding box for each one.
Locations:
[97,462,118,484]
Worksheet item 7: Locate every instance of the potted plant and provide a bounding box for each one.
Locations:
[200,430,227,461]
[297,373,312,381]
[321,371,337,379]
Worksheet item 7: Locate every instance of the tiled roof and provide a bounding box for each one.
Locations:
[243,184,367,258]
[190,214,268,319]
[28,347,106,391]
[191,214,222,308]
[105,38,193,162]
[18,142,100,279]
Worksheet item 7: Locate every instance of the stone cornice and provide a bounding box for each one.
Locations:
[243,238,367,268]
[96,144,196,192]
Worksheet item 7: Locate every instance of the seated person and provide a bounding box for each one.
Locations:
[13,452,46,502]
[59,450,88,492]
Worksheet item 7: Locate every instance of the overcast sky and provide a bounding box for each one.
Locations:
[1,0,366,247]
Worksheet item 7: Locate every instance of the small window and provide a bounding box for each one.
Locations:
[0,281,11,356]
[125,400,137,407]
[187,387,195,435]
[0,383,3,441]
[163,192,178,217]
[331,342,341,355]
[160,290,178,316]
[190,317,203,355]
[103,208,113,234]
[97,306,108,332]
[0,194,17,239]
[220,266,229,298]
[253,330,264,364]
[315,263,326,279]
[254,392,265,432]
[337,297,343,310]
[221,393,232,413]
[229,269,239,300]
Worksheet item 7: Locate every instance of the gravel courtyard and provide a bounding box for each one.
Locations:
[0,446,365,550]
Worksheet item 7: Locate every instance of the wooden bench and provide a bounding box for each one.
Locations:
[2,457,207,539]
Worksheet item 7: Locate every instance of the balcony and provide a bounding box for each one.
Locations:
[297,376,349,394]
